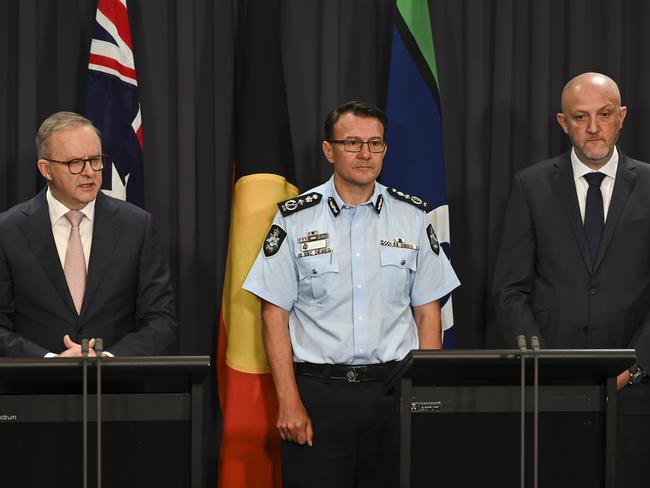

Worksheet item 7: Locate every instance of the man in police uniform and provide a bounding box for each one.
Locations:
[243,101,460,487]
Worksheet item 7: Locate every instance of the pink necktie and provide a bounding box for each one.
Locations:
[64,210,86,314]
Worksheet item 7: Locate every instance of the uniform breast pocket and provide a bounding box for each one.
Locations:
[379,246,417,301]
[296,253,340,303]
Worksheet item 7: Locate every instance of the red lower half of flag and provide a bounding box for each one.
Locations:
[217,315,282,488]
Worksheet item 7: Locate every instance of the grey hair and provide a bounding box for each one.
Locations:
[36,111,101,159]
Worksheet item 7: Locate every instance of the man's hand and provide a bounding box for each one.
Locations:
[617,369,631,391]
[261,300,314,447]
[277,397,313,446]
[57,335,96,357]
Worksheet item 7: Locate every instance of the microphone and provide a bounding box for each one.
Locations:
[81,339,89,488]
[517,335,527,352]
[530,336,540,353]
[517,334,527,488]
[95,339,103,488]
[530,336,541,488]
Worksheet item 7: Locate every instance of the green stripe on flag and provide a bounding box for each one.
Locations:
[396,0,439,86]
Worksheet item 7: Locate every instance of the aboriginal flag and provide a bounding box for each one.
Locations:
[217,1,298,486]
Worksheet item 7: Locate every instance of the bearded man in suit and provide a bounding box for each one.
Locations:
[0,111,177,357]
[493,72,650,487]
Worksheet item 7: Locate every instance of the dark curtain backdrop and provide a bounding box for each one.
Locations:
[2,1,650,486]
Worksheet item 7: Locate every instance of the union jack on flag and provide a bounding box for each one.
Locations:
[86,0,144,207]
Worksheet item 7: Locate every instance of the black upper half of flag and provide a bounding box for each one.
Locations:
[234,0,297,186]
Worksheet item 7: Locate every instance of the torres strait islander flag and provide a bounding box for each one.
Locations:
[86,0,144,207]
[382,0,456,346]
[218,0,297,486]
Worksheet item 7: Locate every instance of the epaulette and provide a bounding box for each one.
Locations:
[387,188,428,211]
[277,192,323,217]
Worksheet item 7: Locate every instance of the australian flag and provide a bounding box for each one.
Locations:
[381,0,456,346]
[86,0,144,207]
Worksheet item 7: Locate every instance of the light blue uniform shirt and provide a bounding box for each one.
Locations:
[243,177,460,365]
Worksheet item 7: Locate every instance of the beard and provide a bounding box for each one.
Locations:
[573,128,620,166]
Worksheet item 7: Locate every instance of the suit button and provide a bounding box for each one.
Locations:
[589,288,598,295]
[583,326,589,333]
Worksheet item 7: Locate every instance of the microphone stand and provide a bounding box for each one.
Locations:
[81,339,89,488]
[517,335,527,488]
[531,336,541,488]
[95,338,104,488]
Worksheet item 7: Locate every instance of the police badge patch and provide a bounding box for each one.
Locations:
[426,224,440,255]
[263,224,287,257]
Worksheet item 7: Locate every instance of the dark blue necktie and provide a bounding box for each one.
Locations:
[583,172,606,267]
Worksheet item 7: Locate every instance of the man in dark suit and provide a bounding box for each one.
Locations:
[0,111,177,357]
[493,72,650,486]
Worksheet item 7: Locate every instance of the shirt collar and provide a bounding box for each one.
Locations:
[326,176,383,217]
[46,187,96,224]
[571,146,618,182]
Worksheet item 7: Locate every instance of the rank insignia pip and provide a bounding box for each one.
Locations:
[278,192,323,217]
[263,224,287,257]
[426,224,440,255]
[387,188,428,211]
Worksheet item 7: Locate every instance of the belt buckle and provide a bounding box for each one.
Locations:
[346,368,360,383]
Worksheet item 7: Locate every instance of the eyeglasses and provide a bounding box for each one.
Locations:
[328,139,387,153]
[44,154,107,174]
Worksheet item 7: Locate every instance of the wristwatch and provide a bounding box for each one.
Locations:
[628,364,647,385]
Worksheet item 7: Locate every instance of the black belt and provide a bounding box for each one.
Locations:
[294,361,398,383]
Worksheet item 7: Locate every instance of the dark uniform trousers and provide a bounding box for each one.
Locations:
[282,372,399,488]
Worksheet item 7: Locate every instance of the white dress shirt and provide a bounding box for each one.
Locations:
[46,188,95,269]
[571,146,618,223]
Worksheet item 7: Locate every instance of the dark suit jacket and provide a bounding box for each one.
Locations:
[492,150,650,413]
[0,189,177,357]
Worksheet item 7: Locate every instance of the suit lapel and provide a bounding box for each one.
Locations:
[19,189,78,315]
[551,154,593,271]
[594,153,636,272]
[83,192,121,315]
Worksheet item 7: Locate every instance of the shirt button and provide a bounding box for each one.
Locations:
[357,315,363,321]
[312,269,317,274]
[357,284,363,288]
[589,287,598,295]
[356,252,361,257]
[359,348,365,353]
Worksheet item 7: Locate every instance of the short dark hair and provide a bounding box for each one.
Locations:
[324,101,387,140]
[36,111,101,159]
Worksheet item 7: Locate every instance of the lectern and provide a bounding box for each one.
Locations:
[0,356,210,488]
[385,349,635,488]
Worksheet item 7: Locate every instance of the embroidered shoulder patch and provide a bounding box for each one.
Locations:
[387,188,428,211]
[263,224,287,257]
[277,192,323,217]
[426,224,440,255]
